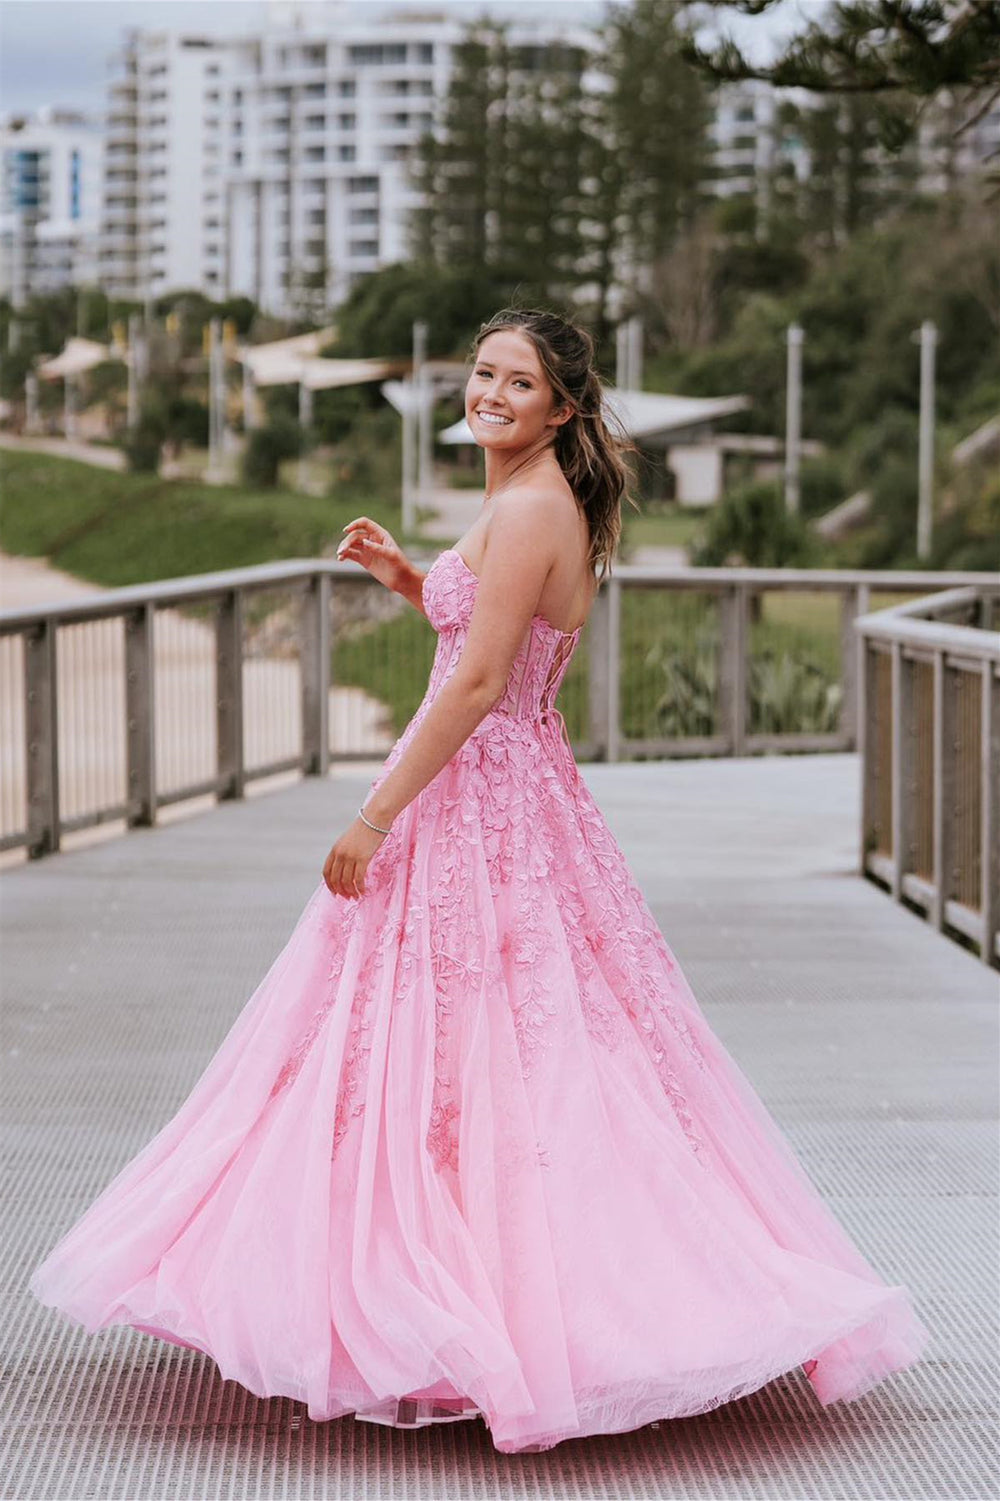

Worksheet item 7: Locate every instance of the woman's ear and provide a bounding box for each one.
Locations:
[548,402,575,430]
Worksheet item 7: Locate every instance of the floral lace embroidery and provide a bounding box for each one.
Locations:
[269,548,712,1173]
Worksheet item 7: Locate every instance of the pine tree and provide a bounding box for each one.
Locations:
[683,1,1000,182]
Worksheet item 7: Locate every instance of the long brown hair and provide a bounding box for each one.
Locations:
[470,307,637,582]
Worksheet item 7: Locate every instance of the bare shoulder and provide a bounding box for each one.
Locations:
[488,481,581,547]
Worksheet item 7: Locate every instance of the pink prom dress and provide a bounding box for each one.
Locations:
[30,546,930,1454]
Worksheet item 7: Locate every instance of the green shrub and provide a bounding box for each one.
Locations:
[691,480,818,568]
[121,404,167,474]
[241,416,301,488]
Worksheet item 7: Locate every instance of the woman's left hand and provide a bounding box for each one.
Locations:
[323,816,389,899]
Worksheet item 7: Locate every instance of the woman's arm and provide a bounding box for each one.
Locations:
[392,558,430,620]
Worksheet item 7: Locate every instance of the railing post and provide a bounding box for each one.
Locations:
[216,589,245,801]
[890,641,915,901]
[24,617,59,858]
[859,632,874,876]
[587,581,611,760]
[840,584,867,749]
[719,584,748,756]
[606,574,621,763]
[125,603,156,827]
[301,573,330,777]
[931,650,956,931]
[981,659,999,965]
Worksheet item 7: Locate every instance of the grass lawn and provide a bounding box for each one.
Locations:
[621,506,706,553]
[0,448,414,588]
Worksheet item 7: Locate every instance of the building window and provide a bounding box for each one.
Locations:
[338,113,356,129]
[308,207,326,224]
[304,146,325,162]
[305,114,326,129]
[348,43,406,64]
[337,79,356,96]
[349,238,379,256]
[349,206,378,225]
[347,175,379,192]
[415,43,434,64]
[305,82,326,97]
[338,145,357,161]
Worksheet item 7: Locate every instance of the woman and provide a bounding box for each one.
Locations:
[29,308,929,1455]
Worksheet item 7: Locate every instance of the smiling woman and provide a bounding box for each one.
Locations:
[29,305,931,1457]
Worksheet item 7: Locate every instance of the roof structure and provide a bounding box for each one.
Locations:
[36,338,114,380]
[237,331,407,391]
[438,388,752,447]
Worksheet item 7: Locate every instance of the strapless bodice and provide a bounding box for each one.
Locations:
[421,547,583,723]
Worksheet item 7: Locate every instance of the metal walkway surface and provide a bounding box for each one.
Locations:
[2,754,996,1501]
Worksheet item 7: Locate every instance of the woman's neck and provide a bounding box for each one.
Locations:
[483,440,562,500]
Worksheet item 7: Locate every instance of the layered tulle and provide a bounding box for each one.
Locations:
[29,549,930,1453]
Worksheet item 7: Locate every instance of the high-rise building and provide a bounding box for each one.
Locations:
[0,107,102,304]
[100,28,236,302]
[224,3,598,316]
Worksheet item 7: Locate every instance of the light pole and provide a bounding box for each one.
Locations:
[784,322,804,516]
[413,319,430,520]
[627,314,643,392]
[207,317,222,481]
[24,371,39,434]
[916,319,937,562]
[298,379,313,493]
[127,312,140,431]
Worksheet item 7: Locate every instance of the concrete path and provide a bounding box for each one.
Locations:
[2,753,995,1500]
[0,433,127,470]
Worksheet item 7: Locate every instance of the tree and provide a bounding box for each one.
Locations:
[683,1,1000,183]
[598,0,714,292]
[328,261,511,359]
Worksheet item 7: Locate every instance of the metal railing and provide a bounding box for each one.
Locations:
[856,586,1000,967]
[1,558,995,876]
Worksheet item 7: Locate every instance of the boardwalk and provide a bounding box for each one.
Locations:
[2,754,996,1501]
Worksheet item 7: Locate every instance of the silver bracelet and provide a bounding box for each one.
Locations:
[358,805,393,836]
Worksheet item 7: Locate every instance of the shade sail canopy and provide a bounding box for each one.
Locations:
[239,330,406,391]
[438,387,751,446]
[300,356,406,391]
[238,328,338,385]
[37,338,115,380]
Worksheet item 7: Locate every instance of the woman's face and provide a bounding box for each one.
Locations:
[465,329,572,451]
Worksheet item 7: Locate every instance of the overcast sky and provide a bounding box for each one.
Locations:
[0,0,822,118]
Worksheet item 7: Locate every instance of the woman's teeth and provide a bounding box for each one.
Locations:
[476,412,512,425]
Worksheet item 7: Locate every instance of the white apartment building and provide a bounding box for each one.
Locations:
[100,28,235,301]
[224,2,599,316]
[0,107,102,304]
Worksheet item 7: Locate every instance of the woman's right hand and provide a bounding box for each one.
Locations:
[336,517,409,593]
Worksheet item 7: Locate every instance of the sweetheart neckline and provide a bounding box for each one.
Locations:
[442,548,585,640]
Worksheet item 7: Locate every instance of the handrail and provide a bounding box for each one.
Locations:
[2,559,996,922]
[854,586,999,968]
[2,562,995,633]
